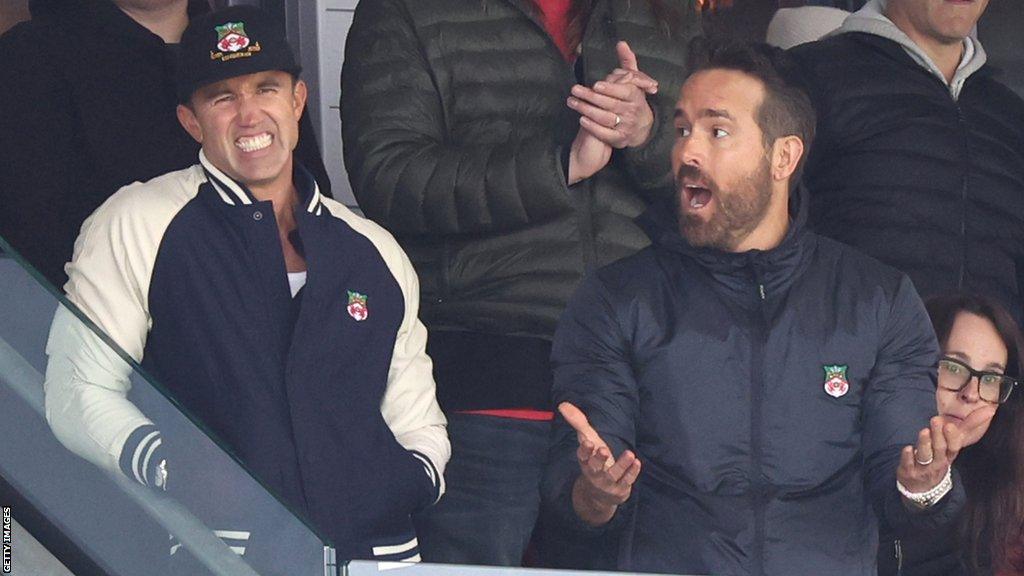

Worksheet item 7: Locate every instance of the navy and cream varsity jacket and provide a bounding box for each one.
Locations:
[43,151,449,563]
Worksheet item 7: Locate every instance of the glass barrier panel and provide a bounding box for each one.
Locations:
[343,560,699,576]
[0,246,330,576]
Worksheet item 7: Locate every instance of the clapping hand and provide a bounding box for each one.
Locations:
[567,41,658,149]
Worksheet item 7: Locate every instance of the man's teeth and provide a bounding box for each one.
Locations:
[686,184,709,208]
[236,133,272,152]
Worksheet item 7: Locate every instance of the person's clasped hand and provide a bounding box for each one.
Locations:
[568,41,658,149]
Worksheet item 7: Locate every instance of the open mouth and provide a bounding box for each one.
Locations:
[236,133,273,153]
[683,183,713,210]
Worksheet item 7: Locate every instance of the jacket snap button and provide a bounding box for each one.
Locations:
[252,211,263,221]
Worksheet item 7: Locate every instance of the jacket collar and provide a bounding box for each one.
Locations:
[638,183,814,302]
[835,32,995,85]
[834,1,987,99]
[198,150,326,216]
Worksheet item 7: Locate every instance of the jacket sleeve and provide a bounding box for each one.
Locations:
[862,275,965,535]
[375,222,451,505]
[614,9,701,203]
[543,272,639,532]
[340,0,574,236]
[43,188,167,488]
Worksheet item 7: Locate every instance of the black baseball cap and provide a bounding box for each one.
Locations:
[176,5,301,103]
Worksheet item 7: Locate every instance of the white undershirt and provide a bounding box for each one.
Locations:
[287,271,307,298]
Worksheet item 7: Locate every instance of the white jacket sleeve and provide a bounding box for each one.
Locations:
[44,171,197,486]
[44,306,156,481]
[381,247,450,503]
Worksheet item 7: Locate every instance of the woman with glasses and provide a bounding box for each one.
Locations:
[880,293,1024,576]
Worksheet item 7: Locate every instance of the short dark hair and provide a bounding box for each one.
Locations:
[685,39,817,185]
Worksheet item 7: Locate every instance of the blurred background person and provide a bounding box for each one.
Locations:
[880,293,1024,576]
[340,0,697,567]
[788,0,1024,321]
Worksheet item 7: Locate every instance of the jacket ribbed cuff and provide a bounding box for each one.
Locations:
[118,424,167,489]
[409,450,444,505]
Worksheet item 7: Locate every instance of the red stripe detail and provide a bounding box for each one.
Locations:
[458,409,555,421]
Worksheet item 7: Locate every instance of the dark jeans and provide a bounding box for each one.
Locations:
[413,413,548,566]
[413,413,618,569]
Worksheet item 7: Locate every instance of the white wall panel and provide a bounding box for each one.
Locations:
[318,5,355,206]
[290,0,359,207]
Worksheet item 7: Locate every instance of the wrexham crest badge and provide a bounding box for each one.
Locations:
[215,22,251,53]
[823,364,850,398]
[347,290,369,322]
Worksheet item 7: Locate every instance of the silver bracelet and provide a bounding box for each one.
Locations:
[896,465,952,508]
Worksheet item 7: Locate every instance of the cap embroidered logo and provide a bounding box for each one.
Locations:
[215,22,251,53]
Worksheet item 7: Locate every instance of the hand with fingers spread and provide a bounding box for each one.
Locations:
[559,401,642,527]
[566,41,658,149]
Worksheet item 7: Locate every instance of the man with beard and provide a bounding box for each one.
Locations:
[543,42,972,575]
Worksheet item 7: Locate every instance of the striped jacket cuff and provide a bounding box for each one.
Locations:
[372,535,421,563]
[118,424,167,488]
[409,450,444,505]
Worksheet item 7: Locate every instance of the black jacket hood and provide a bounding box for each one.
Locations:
[636,182,814,313]
[639,181,811,261]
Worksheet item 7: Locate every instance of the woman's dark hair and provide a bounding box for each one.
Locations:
[925,293,1024,575]
[525,0,688,56]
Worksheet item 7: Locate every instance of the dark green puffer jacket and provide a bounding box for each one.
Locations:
[341,0,696,344]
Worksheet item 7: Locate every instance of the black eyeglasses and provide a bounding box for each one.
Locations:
[937,357,1018,404]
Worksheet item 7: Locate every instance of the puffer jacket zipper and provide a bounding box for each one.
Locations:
[954,101,970,291]
[750,259,770,576]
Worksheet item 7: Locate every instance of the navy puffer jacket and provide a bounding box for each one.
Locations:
[546,189,966,576]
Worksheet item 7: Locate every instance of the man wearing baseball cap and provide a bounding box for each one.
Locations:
[43,5,449,565]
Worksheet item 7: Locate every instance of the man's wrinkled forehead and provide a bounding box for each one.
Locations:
[675,69,765,123]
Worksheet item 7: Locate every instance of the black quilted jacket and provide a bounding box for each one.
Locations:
[791,33,1024,321]
[341,0,696,341]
